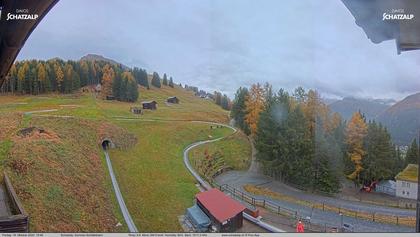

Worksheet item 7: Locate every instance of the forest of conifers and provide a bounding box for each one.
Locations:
[230,84,416,193]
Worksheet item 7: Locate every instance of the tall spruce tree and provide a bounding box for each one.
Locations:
[151,72,161,88]
[406,138,419,166]
[169,77,174,88]
[231,87,250,134]
[361,121,396,182]
[162,73,168,86]
[221,94,230,110]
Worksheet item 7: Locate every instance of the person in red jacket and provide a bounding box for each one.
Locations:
[296,220,304,233]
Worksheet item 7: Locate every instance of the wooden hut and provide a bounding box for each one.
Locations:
[196,188,245,232]
[142,101,158,110]
[167,96,179,104]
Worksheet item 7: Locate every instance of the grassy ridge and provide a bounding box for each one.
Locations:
[4,117,131,232]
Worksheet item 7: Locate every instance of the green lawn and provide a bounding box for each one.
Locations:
[109,120,232,232]
[0,84,238,232]
[188,131,252,181]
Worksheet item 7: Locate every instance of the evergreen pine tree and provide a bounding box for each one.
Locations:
[406,138,419,165]
[231,87,250,134]
[169,77,174,88]
[162,73,168,86]
[151,72,161,88]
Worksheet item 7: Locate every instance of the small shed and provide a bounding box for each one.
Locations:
[375,180,396,196]
[130,107,143,115]
[106,95,115,100]
[167,96,179,104]
[185,204,211,232]
[142,101,157,110]
[196,188,245,232]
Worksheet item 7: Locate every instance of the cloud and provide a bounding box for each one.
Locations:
[17,0,420,100]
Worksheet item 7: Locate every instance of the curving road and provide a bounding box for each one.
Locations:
[181,122,285,233]
[215,139,415,232]
[109,117,284,232]
[104,151,139,232]
[182,122,237,190]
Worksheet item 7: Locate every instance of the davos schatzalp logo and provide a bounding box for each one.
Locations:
[383,9,414,21]
[6,9,38,21]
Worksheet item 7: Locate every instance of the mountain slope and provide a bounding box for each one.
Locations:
[80,54,129,69]
[328,97,392,121]
[378,92,420,145]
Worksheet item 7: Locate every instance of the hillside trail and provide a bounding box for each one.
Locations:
[247,137,260,174]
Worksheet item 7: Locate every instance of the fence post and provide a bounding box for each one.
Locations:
[241,192,244,200]
[252,197,255,206]
[322,203,324,211]
[263,199,266,208]
[373,213,375,222]
[396,216,399,225]
[295,211,297,219]
[277,206,280,214]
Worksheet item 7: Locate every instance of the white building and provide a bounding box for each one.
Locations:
[375,180,396,196]
[395,164,418,200]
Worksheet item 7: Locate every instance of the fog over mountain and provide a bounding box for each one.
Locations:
[328,97,394,121]
[378,92,420,145]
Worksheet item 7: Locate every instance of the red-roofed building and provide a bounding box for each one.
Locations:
[196,188,246,232]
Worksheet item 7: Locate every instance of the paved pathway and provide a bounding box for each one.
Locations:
[215,171,415,232]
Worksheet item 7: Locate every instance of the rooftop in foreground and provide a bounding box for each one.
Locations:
[196,188,246,223]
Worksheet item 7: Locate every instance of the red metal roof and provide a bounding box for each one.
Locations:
[196,188,246,223]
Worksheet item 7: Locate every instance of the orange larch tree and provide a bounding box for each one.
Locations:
[245,83,265,136]
[345,111,368,182]
[101,64,115,99]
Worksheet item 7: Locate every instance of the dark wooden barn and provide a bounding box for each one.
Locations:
[142,101,158,110]
[196,188,245,232]
[167,96,179,104]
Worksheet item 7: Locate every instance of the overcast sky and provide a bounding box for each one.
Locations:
[17,0,420,100]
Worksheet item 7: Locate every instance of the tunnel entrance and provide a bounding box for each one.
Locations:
[101,139,114,150]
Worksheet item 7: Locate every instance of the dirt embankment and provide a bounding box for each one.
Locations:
[0,113,23,141]
[4,116,136,232]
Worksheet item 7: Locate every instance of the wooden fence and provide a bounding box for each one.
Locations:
[0,172,29,232]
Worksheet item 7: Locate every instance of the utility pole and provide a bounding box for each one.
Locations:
[416,130,420,232]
